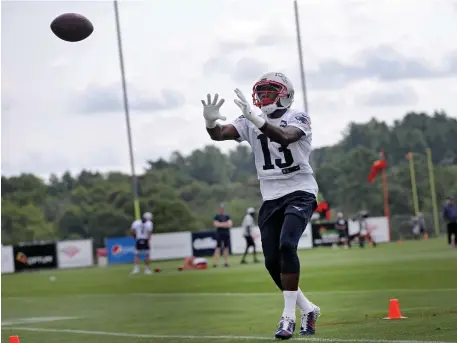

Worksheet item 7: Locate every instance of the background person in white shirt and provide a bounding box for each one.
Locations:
[130,212,153,275]
[240,207,260,264]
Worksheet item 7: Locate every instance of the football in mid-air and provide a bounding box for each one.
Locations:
[50,13,93,42]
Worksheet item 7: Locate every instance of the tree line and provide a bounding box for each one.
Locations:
[2,111,456,247]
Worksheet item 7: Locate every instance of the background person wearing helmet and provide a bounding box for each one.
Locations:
[240,207,260,264]
[201,72,320,339]
[130,211,154,275]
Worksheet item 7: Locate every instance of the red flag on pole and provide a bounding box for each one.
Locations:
[368,159,387,183]
[368,149,391,241]
[315,201,331,219]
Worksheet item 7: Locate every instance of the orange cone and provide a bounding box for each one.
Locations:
[383,298,407,320]
[10,336,20,343]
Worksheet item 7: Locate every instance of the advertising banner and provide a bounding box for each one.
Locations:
[1,245,15,274]
[348,216,390,243]
[13,242,57,271]
[312,223,339,247]
[191,231,219,257]
[150,232,192,261]
[230,226,262,254]
[57,239,94,269]
[106,237,136,264]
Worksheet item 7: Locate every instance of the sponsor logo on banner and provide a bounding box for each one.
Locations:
[193,237,217,250]
[57,240,94,269]
[191,231,220,257]
[13,242,57,271]
[16,253,53,265]
[111,244,123,255]
[150,232,192,261]
[106,237,137,264]
[1,245,15,274]
[61,246,79,258]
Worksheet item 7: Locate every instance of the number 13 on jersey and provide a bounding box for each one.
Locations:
[257,134,295,171]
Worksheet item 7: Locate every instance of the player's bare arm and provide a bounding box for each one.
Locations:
[207,124,240,141]
[214,220,230,228]
[259,123,304,146]
[213,220,224,228]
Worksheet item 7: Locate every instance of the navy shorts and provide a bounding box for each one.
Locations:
[338,230,347,239]
[245,236,255,247]
[216,229,230,248]
[135,239,150,251]
[258,191,317,249]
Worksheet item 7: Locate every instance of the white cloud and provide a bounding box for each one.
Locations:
[1,0,457,178]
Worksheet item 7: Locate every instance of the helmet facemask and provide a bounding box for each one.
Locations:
[252,80,290,115]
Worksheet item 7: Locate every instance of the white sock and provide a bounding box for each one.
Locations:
[282,291,298,320]
[296,288,314,314]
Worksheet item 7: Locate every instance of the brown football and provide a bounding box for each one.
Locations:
[50,13,93,42]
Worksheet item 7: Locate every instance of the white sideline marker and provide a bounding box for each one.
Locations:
[8,327,456,343]
[3,288,457,300]
[2,316,80,326]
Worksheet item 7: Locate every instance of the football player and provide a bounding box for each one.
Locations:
[130,212,154,275]
[240,207,260,264]
[201,72,320,339]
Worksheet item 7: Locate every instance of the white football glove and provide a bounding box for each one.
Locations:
[233,88,265,128]
[201,93,226,128]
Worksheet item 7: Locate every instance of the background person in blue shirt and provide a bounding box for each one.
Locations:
[443,196,457,248]
[212,204,233,267]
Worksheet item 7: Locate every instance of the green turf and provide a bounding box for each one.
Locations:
[2,238,457,343]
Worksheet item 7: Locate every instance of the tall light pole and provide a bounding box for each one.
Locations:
[294,0,317,170]
[426,148,440,236]
[113,0,140,220]
[293,0,309,114]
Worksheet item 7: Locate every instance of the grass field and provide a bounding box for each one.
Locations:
[2,237,457,343]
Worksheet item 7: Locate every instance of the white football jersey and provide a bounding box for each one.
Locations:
[241,214,255,236]
[131,219,153,240]
[232,109,318,201]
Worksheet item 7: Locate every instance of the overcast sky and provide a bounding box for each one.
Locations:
[2,0,457,179]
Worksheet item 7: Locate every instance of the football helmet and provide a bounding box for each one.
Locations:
[252,72,295,115]
[143,212,153,221]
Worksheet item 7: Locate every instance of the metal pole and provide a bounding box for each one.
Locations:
[407,152,420,216]
[380,149,391,240]
[114,0,141,220]
[426,148,440,236]
[293,0,309,114]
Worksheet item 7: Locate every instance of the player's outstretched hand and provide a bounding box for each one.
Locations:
[234,88,265,128]
[233,88,254,117]
[201,93,226,128]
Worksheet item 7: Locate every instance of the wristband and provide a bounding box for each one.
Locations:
[249,115,266,129]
